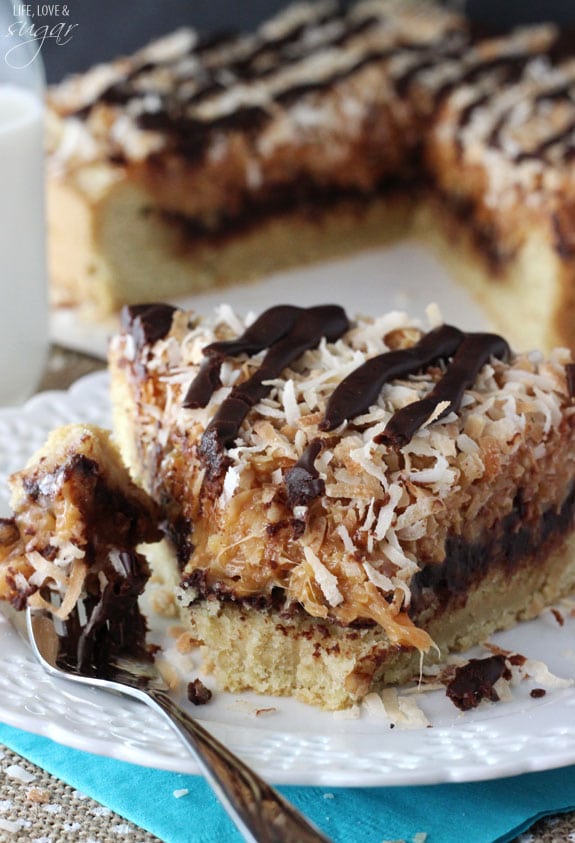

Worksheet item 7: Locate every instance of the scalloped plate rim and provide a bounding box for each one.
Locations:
[1,371,575,785]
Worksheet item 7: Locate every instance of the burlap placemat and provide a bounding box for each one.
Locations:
[0,747,159,843]
[0,745,161,842]
[0,740,573,843]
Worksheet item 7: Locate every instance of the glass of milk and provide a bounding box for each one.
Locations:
[0,0,47,406]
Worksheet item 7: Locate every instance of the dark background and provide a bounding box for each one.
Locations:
[36,1,575,83]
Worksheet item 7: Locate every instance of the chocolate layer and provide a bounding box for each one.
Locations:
[153,172,418,245]
[410,482,575,616]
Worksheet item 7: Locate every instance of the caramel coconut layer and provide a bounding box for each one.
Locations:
[109,302,575,707]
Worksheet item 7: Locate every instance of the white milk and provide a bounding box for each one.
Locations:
[0,84,47,406]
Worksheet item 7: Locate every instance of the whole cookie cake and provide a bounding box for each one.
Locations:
[47,0,575,350]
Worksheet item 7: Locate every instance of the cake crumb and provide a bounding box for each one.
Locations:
[173,788,189,799]
[26,788,49,804]
[530,688,547,698]
[187,677,212,705]
[254,706,277,717]
[156,658,181,690]
[151,585,179,618]
[176,631,200,653]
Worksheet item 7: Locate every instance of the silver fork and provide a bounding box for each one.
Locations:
[26,606,332,843]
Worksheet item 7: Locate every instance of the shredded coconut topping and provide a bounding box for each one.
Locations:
[115,305,575,654]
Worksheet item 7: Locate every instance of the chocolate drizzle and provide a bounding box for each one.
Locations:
[183,304,323,409]
[121,303,177,353]
[320,323,465,431]
[319,323,509,448]
[284,438,325,508]
[194,305,350,478]
[123,305,513,503]
[378,331,510,448]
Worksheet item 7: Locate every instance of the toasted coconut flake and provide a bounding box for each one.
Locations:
[54,559,88,620]
[282,379,300,426]
[493,675,513,702]
[303,546,343,607]
[374,485,402,541]
[336,524,355,554]
[421,400,451,430]
[520,658,573,689]
[27,551,71,587]
[362,691,389,719]
[362,561,394,594]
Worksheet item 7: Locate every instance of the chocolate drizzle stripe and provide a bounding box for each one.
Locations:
[183,304,308,409]
[377,332,510,448]
[431,47,543,114]
[121,303,178,353]
[284,438,325,509]
[513,120,575,163]
[320,323,465,432]
[74,3,364,119]
[184,357,223,409]
[197,305,350,478]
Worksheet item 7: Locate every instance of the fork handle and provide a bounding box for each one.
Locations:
[146,688,332,843]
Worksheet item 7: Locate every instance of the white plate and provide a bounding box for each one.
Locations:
[50,241,488,359]
[2,376,575,786]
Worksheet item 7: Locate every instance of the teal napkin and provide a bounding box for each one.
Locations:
[0,721,573,843]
